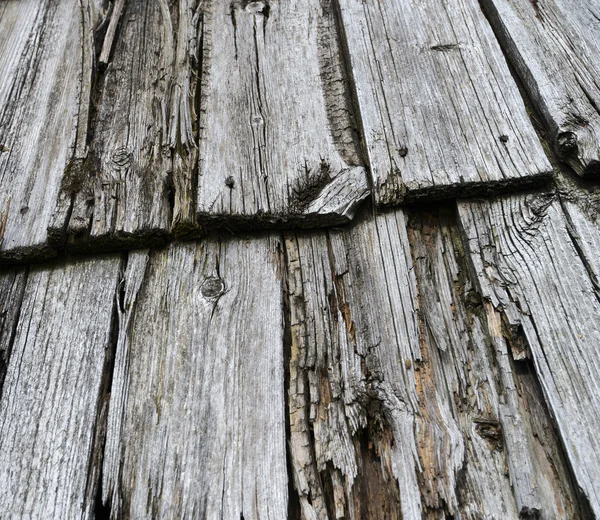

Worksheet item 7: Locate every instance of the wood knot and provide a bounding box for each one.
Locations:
[200,277,226,299]
[225,176,235,189]
[244,0,269,16]
[557,131,577,153]
[499,134,509,143]
[112,147,132,169]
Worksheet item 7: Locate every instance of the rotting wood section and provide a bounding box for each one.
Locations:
[481,0,600,177]
[0,255,121,518]
[101,238,288,519]
[336,0,552,204]
[52,0,201,252]
[195,0,369,229]
[0,0,94,261]
[458,192,600,515]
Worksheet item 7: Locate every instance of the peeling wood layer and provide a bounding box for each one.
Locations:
[0,255,121,518]
[195,0,369,229]
[458,193,600,515]
[102,238,288,519]
[481,0,600,176]
[337,0,552,204]
[0,0,93,260]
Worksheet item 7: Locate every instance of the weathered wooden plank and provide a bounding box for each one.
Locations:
[337,0,552,204]
[285,211,424,519]
[0,267,27,396]
[458,193,600,515]
[408,208,584,519]
[0,0,94,261]
[53,0,201,250]
[481,0,600,177]
[195,0,369,229]
[102,238,288,519]
[0,256,121,518]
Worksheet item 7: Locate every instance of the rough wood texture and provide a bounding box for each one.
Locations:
[285,211,423,519]
[458,193,600,515]
[481,0,600,176]
[53,0,201,251]
[408,207,584,519]
[0,267,27,396]
[337,0,552,204]
[102,238,288,519]
[0,0,93,261]
[195,0,369,229]
[0,256,121,518]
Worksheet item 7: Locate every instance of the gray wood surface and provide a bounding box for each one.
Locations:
[195,0,369,228]
[102,238,288,519]
[458,193,600,515]
[0,256,121,518]
[54,0,201,250]
[285,211,422,519]
[481,0,600,176]
[337,0,552,204]
[0,0,93,261]
[409,208,582,519]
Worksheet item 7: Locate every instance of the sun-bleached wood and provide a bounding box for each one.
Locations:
[0,256,121,518]
[409,208,583,519]
[102,238,288,519]
[0,0,93,261]
[53,0,201,251]
[481,0,600,176]
[195,0,369,229]
[458,193,600,515]
[337,0,552,204]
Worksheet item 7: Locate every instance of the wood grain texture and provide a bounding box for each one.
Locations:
[481,0,600,176]
[0,0,93,261]
[0,256,121,518]
[337,0,552,204]
[54,0,201,251]
[408,208,583,519]
[458,193,600,516]
[285,211,423,519]
[102,238,288,519]
[195,0,369,229]
[0,267,27,396]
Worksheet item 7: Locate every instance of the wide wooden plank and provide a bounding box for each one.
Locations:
[481,0,600,176]
[285,211,424,519]
[0,267,27,395]
[458,193,600,515]
[0,0,93,261]
[0,256,121,518]
[195,0,369,228]
[408,208,583,519]
[102,238,288,518]
[53,0,200,250]
[337,0,551,204]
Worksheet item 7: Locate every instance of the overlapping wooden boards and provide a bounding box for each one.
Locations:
[0,0,93,260]
[337,0,552,204]
[458,193,600,515]
[102,238,288,519]
[0,256,121,518]
[53,0,199,250]
[195,0,369,228]
[481,0,600,176]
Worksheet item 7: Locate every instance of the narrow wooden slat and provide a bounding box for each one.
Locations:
[102,238,288,519]
[0,0,93,261]
[0,256,121,518]
[0,267,27,395]
[195,0,369,229]
[409,208,583,519]
[55,0,200,250]
[458,193,600,515]
[337,0,551,204]
[285,212,424,519]
[481,0,600,176]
